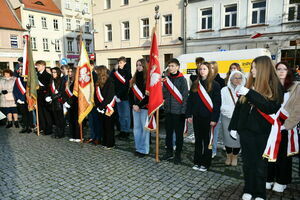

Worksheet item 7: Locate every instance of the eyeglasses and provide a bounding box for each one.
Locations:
[276,68,287,71]
[233,77,242,80]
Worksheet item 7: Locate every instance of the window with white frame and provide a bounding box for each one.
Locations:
[41,17,47,28]
[85,39,92,53]
[75,1,80,11]
[66,18,71,30]
[83,3,88,13]
[122,0,129,5]
[53,19,58,30]
[65,0,70,9]
[29,15,35,27]
[10,35,18,48]
[164,15,172,35]
[105,0,111,9]
[201,8,212,30]
[224,4,237,27]
[122,21,130,40]
[141,18,149,38]
[251,1,266,25]
[288,0,300,21]
[67,38,73,52]
[55,39,60,51]
[105,24,112,42]
[85,21,90,33]
[76,20,81,31]
[43,38,49,51]
[31,37,37,49]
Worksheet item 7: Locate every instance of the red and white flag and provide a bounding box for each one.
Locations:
[145,30,164,131]
[251,32,263,39]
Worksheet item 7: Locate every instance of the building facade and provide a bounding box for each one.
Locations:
[93,0,185,72]
[186,0,300,67]
[13,0,64,68]
[0,0,24,71]
[53,0,94,67]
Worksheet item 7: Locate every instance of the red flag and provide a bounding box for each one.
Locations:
[145,30,164,131]
[250,32,263,39]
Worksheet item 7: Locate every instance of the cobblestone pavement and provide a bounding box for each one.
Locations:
[0,125,299,200]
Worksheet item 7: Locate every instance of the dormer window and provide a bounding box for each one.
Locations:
[35,1,45,6]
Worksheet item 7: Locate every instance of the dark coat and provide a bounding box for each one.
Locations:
[95,77,115,111]
[13,76,26,102]
[186,80,221,122]
[111,68,131,101]
[228,89,282,135]
[128,72,148,109]
[214,73,225,88]
[37,70,51,105]
[48,77,66,111]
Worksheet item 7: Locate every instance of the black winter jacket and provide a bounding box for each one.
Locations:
[111,68,131,101]
[95,78,115,111]
[186,79,221,122]
[128,71,148,109]
[228,89,282,135]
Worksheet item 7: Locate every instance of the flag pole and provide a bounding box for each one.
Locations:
[35,103,40,136]
[154,5,160,163]
[78,25,84,143]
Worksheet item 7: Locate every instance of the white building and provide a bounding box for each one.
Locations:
[53,0,94,67]
[93,0,185,72]
[13,0,65,68]
[186,0,300,67]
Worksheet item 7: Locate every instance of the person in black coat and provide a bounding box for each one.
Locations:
[13,67,33,133]
[95,66,116,148]
[229,56,283,200]
[36,60,52,135]
[186,62,221,172]
[45,67,66,138]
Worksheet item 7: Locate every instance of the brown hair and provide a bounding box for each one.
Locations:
[3,69,13,77]
[225,63,242,84]
[130,59,147,87]
[118,56,126,62]
[240,56,283,103]
[195,57,205,65]
[95,65,109,88]
[275,62,295,90]
[35,60,46,66]
[191,62,214,93]
[210,61,219,78]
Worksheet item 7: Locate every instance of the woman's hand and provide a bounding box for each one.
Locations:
[210,121,217,126]
[133,105,140,112]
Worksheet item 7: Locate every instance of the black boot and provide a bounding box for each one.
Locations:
[174,153,181,165]
[14,121,19,128]
[6,121,13,128]
[161,150,173,161]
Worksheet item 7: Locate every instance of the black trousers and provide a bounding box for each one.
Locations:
[52,109,65,137]
[69,102,80,139]
[165,113,185,155]
[267,130,292,184]
[193,116,212,168]
[18,103,33,129]
[38,99,52,135]
[240,130,268,199]
[100,114,115,148]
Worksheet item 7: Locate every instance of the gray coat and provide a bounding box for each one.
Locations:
[163,74,188,115]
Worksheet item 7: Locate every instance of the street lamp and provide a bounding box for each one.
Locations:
[26,24,32,35]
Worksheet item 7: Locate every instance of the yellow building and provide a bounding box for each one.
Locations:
[93,0,184,72]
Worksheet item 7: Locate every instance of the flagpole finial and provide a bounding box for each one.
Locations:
[154,5,160,22]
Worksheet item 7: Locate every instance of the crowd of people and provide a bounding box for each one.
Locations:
[0,55,299,200]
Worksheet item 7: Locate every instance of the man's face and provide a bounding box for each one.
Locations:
[168,63,179,74]
[36,64,45,72]
[118,61,126,69]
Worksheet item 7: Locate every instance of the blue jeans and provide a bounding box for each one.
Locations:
[88,107,101,140]
[117,101,131,132]
[212,119,222,154]
[133,109,150,154]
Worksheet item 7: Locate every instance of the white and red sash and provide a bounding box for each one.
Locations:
[96,86,104,103]
[16,77,26,95]
[50,81,58,94]
[197,81,213,112]
[132,84,144,101]
[163,77,183,104]
[39,80,44,87]
[114,71,126,85]
[65,86,73,98]
[208,125,217,150]
[287,127,299,156]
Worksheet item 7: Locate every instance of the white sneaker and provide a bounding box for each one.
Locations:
[69,138,75,142]
[192,165,200,171]
[74,139,81,143]
[212,152,217,158]
[272,182,286,192]
[255,198,264,200]
[199,166,207,172]
[242,193,252,200]
[266,182,274,190]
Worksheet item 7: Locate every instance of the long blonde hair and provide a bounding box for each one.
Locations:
[191,62,214,93]
[210,61,218,79]
[240,56,283,103]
